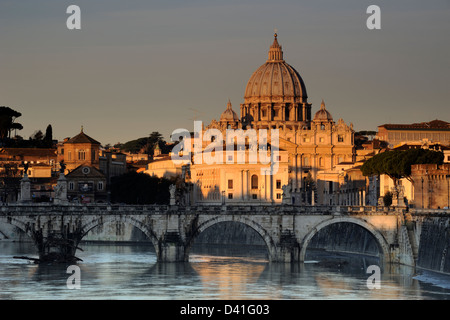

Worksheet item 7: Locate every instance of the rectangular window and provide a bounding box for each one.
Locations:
[98,181,104,191]
[228,179,233,189]
[276,180,281,189]
[228,193,233,199]
[68,151,72,161]
[69,182,75,191]
[276,193,282,199]
[338,135,344,142]
[78,150,85,160]
[252,194,257,200]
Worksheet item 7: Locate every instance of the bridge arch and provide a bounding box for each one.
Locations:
[185,215,278,261]
[80,215,160,257]
[299,217,391,264]
[0,216,34,240]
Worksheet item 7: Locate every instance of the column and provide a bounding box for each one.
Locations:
[241,170,244,201]
[270,174,274,203]
[264,171,269,201]
[244,170,249,201]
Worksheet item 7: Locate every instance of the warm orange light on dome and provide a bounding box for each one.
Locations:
[243,33,308,105]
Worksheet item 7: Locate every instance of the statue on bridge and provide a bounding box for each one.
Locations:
[282,184,292,205]
[169,184,176,206]
[53,169,69,205]
[19,171,31,203]
[59,160,66,174]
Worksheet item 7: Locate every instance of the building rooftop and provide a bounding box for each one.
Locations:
[66,128,101,145]
[378,119,450,131]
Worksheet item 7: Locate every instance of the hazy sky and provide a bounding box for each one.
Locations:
[1,0,449,145]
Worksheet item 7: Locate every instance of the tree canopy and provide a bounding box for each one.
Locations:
[361,148,444,185]
[118,131,172,155]
[110,171,173,204]
[0,106,23,145]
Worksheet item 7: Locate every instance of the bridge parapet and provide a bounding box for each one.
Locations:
[0,203,414,216]
[410,208,450,217]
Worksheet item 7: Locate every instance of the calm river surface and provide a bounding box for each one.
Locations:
[1,241,450,300]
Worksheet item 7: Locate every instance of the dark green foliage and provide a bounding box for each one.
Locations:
[119,131,172,155]
[0,106,23,145]
[120,137,149,153]
[43,124,53,147]
[110,171,172,204]
[383,191,393,207]
[361,148,444,185]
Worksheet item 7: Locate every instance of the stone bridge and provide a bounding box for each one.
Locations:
[0,204,447,266]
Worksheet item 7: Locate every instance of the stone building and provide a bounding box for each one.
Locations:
[99,150,127,184]
[411,164,450,209]
[156,33,356,205]
[57,127,101,173]
[57,128,127,192]
[65,165,107,203]
[377,119,450,148]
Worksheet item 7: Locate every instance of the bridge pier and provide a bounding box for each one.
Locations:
[29,219,84,263]
[273,231,301,262]
[158,232,187,262]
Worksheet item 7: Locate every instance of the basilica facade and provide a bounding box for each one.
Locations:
[148,33,356,205]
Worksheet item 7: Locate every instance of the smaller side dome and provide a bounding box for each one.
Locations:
[220,99,239,122]
[313,100,333,121]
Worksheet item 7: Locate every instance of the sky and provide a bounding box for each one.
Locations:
[1,0,449,145]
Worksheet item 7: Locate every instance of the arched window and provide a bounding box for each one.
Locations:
[251,174,258,189]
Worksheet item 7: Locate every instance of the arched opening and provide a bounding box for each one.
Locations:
[187,221,270,292]
[303,221,384,270]
[82,221,152,243]
[79,217,158,264]
[188,221,269,262]
[251,175,258,189]
[0,221,32,242]
[0,220,38,260]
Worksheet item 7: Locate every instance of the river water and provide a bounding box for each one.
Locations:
[1,241,450,300]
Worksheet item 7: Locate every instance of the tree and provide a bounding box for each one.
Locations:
[147,131,164,155]
[361,148,444,188]
[118,132,172,155]
[110,171,173,204]
[44,124,53,148]
[383,191,393,207]
[0,162,20,203]
[0,106,23,146]
[120,137,149,153]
